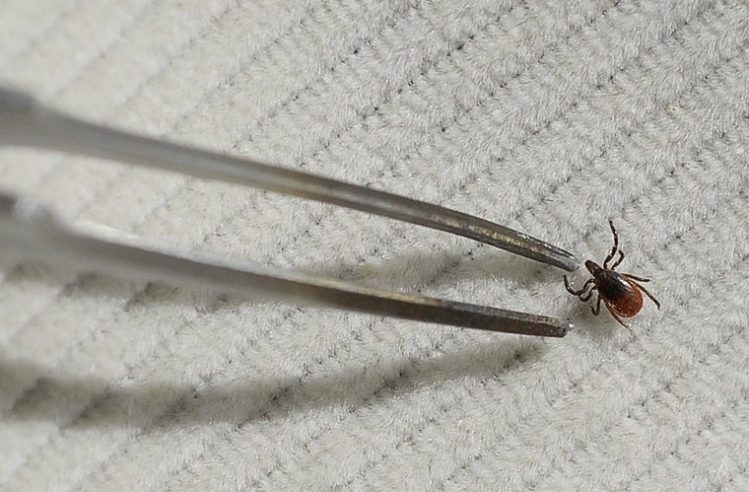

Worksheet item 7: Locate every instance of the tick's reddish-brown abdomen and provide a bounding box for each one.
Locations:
[603,277,643,317]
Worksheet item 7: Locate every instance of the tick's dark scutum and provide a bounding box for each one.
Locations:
[595,270,632,300]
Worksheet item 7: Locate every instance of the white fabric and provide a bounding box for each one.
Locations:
[1,1,748,490]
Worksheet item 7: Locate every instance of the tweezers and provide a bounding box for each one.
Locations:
[0,87,578,337]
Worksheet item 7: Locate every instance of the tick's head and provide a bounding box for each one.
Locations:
[585,260,603,276]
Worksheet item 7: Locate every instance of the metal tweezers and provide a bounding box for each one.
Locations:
[0,87,578,337]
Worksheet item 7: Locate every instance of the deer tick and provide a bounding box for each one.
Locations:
[564,220,660,333]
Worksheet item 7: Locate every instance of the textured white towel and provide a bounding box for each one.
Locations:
[1,1,748,490]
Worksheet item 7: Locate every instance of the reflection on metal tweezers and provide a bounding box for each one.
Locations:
[0,87,578,337]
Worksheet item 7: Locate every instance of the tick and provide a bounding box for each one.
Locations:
[563,220,660,333]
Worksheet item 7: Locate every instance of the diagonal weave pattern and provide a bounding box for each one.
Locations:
[1,1,748,490]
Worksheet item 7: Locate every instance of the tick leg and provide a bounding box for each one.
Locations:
[579,286,597,302]
[564,276,594,296]
[591,293,602,315]
[605,303,635,335]
[603,219,620,268]
[611,250,625,270]
[630,280,661,309]
[623,273,650,282]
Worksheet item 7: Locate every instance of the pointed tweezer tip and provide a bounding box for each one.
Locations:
[535,246,579,272]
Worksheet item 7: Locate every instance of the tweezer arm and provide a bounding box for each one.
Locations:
[0,192,571,337]
[0,87,578,272]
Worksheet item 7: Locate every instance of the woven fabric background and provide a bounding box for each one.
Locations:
[1,1,748,490]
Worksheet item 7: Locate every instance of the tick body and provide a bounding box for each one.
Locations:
[564,220,660,333]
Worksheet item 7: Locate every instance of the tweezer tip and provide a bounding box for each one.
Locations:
[523,234,579,272]
[548,251,581,272]
[560,320,575,334]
